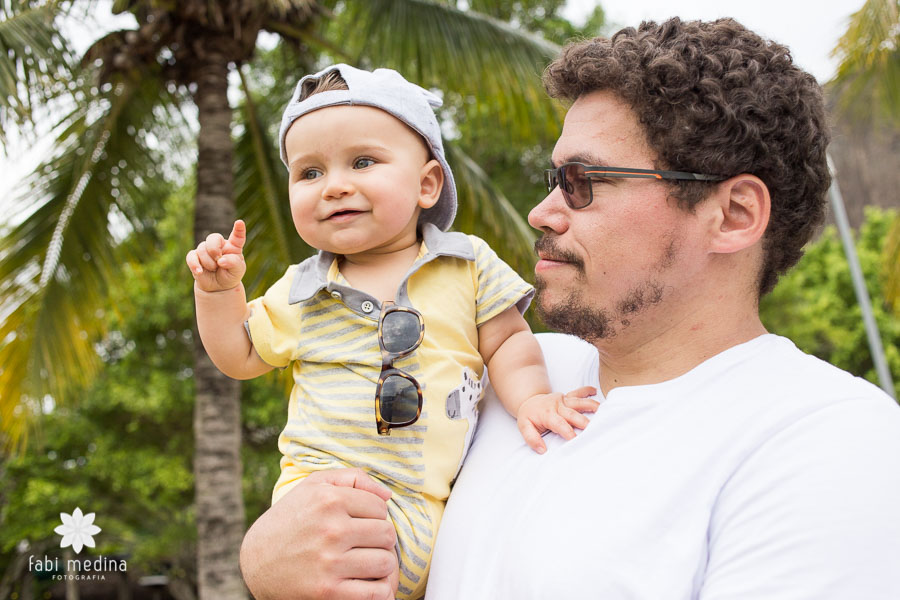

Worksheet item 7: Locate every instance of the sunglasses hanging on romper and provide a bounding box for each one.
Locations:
[375,301,426,435]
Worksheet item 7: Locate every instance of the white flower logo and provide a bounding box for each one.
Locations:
[54,508,101,554]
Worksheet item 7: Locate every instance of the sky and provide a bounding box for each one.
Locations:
[563,0,862,83]
[0,0,865,204]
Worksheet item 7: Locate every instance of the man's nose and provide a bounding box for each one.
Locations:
[528,186,569,234]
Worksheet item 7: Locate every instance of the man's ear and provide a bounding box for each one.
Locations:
[704,174,771,255]
[418,159,443,210]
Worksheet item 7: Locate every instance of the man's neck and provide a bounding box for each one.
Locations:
[593,287,767,396]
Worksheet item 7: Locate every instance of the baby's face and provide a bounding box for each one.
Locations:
[284,105,441,257]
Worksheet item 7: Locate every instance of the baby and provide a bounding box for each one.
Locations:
[186,64,598,599]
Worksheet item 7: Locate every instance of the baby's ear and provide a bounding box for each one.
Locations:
[418,159,443,209]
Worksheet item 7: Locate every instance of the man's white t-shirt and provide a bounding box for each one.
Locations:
[426,333,900,599]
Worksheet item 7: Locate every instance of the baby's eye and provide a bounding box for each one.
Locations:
[301,168,322,180]
[354,157,375,169]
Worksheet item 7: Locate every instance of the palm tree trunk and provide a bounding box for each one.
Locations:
[192,42,247,600]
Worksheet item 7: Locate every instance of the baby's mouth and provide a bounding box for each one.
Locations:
[326,209,364,221]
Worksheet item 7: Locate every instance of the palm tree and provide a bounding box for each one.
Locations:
[831,0,899,121]
[0,0,71,148]
[1,1,567,597]
[830,0,900,311]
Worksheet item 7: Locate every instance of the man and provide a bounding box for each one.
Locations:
[239,18,900,600]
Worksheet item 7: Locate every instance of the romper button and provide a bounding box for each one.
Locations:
[361,300,374,313]
[331,291,343,300]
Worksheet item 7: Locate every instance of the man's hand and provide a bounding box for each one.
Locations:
[240,468,399,600]
[517,386,599,454]
[186,220,247,292]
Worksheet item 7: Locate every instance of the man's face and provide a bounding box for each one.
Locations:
[528,91,709,345]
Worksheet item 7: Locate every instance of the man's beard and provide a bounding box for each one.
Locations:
[533,235,672,344]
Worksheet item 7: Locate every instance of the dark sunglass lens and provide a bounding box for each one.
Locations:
[379,375,420,424]
[564,163,591,208]
[382,310,421,353]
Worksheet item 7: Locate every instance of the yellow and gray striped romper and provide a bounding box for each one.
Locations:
[246,224,534,600]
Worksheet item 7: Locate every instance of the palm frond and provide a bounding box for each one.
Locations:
[0,69,181,450]
[0,0,72,145]
[447,142,536,280]
[262,0,318,18]
[234,66,314,297]
[884,214,900,313]
[831,0,900,123]
[334,0,563,145]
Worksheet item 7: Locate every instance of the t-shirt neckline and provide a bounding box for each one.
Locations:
[597,333,785,403]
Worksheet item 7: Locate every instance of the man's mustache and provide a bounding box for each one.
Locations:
[534,235,585,271]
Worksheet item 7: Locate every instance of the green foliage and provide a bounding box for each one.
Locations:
[0,188,285,587]
[2,0,570,448]
[885,216,900,312]
[0,0,73,145]
[761,208,900,399]
[830,0,900,125]
[468,0,607,45]
[0,68,184,449]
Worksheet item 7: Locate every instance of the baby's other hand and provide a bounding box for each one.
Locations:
[516,386,599,454]
[186,220,248,292]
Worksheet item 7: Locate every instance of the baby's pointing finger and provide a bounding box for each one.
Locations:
[226,220,247,252]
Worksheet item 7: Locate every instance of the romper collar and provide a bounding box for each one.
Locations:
[287,222,476,305]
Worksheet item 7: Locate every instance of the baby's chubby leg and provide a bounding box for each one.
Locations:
[385,494,444,600]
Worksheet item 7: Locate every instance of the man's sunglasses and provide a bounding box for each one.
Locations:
[375,301,425,436]
[545,162,727,210]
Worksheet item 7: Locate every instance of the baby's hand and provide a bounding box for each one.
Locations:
[517,386,599,454]
[186,220,248,292]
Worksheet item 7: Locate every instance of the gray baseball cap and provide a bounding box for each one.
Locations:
[278,64,457,232]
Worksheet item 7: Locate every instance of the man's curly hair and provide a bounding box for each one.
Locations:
[543,18,830,296]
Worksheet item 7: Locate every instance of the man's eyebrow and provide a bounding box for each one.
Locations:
[550,154,611,168]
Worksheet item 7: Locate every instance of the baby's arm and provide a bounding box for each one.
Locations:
[478,307,599,454]
[185,220,272,380]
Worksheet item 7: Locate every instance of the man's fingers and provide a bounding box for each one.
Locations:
[336,548,398,580]
[518,420,547,454]
[340,517,396,551]
[306,468,393,502]
[226,219,247,252]
[335,575,396,600]
[326,486,392,521]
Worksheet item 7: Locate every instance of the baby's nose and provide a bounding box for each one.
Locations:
[322,173,354,199]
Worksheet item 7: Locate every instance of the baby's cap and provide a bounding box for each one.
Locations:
[279,64,457,232]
